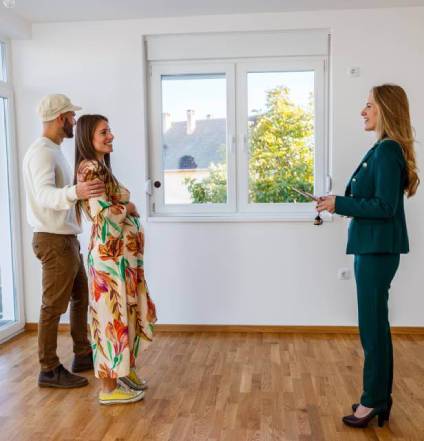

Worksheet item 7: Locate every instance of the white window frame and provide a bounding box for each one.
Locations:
[147,53,329,221]
[149,61,237,215]
[236,57,327,216]
[0,38,25,342]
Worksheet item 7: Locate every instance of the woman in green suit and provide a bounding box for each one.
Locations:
[317,84,419,428]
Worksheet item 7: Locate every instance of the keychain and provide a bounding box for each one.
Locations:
[292,187,323,226]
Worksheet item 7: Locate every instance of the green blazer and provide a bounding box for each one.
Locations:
[335,139,409,255]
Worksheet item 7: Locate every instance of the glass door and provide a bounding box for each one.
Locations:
[0,42,24,342]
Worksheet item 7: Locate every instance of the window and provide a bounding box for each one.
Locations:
[0,97,14,323]
[0,42,7,82]
[0,39,23,341]
[161,73,229,206]
[246,70,315,204]
[150,62,237,215]
[147,31,330,219]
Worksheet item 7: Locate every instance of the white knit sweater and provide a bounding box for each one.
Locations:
[22,137,82,234]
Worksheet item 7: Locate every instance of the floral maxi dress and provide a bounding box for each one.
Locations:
[78,160,157,379]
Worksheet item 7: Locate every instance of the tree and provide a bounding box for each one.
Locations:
[184,163,227,203]
[248,86,314,203]
[184,85,314,204]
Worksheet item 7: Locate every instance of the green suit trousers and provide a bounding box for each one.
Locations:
[354,253,400,408]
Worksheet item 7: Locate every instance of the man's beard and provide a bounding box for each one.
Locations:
[63,119,74,138]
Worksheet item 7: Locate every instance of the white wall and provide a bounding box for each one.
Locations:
[0,8,30,39]
[12,7,424,326]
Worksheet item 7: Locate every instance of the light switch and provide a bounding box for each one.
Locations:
[348,67,360,77]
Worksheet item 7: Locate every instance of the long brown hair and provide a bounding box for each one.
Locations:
[74,114,119,223]
[372,84,420,197]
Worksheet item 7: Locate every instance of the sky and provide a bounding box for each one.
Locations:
[162,71,314,123]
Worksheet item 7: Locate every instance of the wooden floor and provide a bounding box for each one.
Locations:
[1,331,424,441]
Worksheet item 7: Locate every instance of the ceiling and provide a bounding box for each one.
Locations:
[4,0,424,23]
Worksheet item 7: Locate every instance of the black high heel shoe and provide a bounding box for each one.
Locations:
[343,405,389,428]
[352,396,392,421]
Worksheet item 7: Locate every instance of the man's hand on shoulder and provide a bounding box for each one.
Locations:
[76,179,105,200]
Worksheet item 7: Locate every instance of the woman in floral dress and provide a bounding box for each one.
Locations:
[74,114,157,405]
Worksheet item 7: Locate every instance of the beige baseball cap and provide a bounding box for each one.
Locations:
[37,94,82,122]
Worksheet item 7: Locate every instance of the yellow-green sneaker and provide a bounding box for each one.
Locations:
[98,385,145,405]
[118,369,148,391]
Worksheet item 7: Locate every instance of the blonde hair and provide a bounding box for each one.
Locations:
[372,84,419,197]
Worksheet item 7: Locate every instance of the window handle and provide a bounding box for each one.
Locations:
[242,134,248,153]
[326,175,332,193]
[229,134,236,154]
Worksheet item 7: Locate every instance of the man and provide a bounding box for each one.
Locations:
[23,94,104,388]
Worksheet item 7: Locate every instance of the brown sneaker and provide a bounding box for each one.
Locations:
[38,364,88,388]
[71,352,93,373]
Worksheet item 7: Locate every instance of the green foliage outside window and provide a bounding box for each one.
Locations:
[184,85,314,204]
[184,163,228,204]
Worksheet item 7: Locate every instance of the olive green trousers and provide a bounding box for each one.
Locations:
[354,253,400,408]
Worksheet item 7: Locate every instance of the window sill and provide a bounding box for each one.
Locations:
[147,212,333,223]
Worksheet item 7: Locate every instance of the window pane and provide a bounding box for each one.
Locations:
[161,74,228,204]
[0,97,15,326]
[0,42,6,82]
[247,71,315,203]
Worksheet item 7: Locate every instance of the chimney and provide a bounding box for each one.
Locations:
[186,109,196,135]
[162,112,171,132]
